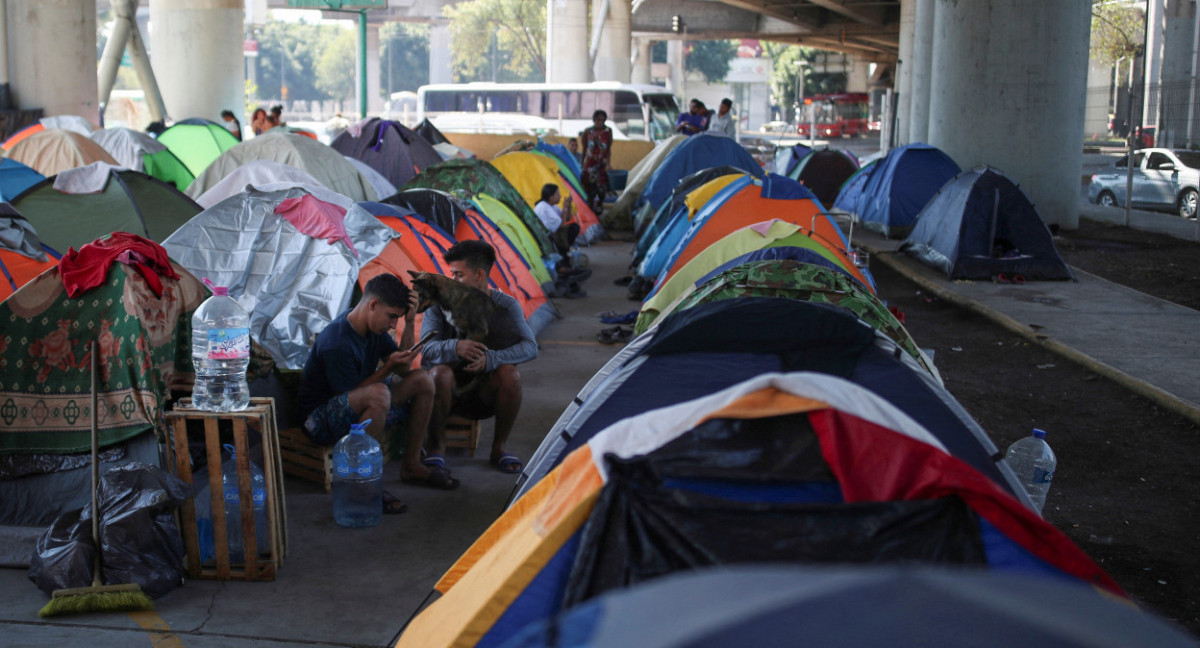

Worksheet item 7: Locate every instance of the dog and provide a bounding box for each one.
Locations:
[407,271,523,396]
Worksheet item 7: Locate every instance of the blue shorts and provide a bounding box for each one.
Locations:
[304,392,410,446]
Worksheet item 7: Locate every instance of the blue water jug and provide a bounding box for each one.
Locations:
[332,419,383,528]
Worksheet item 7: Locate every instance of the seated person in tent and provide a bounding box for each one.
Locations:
[420,240,538,476]
[298,273,456,504]
[675,99,708,136]
[533,183,585,277]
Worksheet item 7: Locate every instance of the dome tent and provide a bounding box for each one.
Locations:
[330,117,443,189]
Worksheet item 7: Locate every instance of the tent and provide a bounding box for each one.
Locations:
[455,207,555,334]
[637,133,765,213]
[190,160,327,209]
[635,165,748,250]
[0,158,44,201]
[604,134,689,231]
[386,187,469,235]
[470,193,554,289]
[1,115,93,151]
[0,205,58,301]
[343,156,398,201]
[831,159,877,214]
[399,368,1119,647]
[491,151,603,245]
[899,166,1075,281]
[414,118,450,145]
[161,186,396,369]
[403,158,555,258]
[773,143,812,177]
[156,120,240,177]
[788,147,860,208]
[535,140,582,182]
[9,164,203,255]
[186,131,377,203]
[502,566,1193,648]
[90,127,195,191]
[637,219,872,333]
[6,129,119,177]
[855,143,961,238]
[330,117,443,189]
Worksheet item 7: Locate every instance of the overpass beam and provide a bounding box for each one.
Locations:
[594,0,631,82]
[908,0,934,142]
[7,0,98,122]
[546,0,590,82]
[149,0,243,124]
[928,0,1090,229]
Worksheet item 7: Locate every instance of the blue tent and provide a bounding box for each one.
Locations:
[856,143,960,238]
[637,133,764,211]
[634,166,749,264]
[773,143,811,177]
[535,140,582,181]
[0,158,44,202]
[899,166,1075,281]
[832,159,876,214]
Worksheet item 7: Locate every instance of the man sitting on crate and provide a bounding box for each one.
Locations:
[297,273,457,513]
[420,240,538,476]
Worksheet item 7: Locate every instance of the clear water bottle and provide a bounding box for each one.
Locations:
[192,280,250,412]
[332,419,383,528]
[221,444,269,563]
[1005,429,1057,514]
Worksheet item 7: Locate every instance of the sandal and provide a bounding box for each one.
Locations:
[421,452,448,471]
[491,452,523,475]
[401,466,461,490]
[382,490,408,514]
[600,311,637,325]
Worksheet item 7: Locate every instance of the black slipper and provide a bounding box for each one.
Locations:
[401,466,461,490]
[382,490,408,514]
[614,275,633,286]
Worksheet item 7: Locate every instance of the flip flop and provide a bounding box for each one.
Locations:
[600,310,638,325]
[401,466,461,490]
[382,490,408,514]
[491,452,523,475]
[421,452,448,470]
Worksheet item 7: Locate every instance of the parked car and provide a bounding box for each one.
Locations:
[1088,148,1200,218]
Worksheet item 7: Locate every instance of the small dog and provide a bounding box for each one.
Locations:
[408,271,523,395]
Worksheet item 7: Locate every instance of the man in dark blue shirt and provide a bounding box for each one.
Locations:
[298,273,457,499]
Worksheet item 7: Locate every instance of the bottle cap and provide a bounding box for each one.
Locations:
[223,443,237,458]
[350,419,372,434]
[1032,428,1046,439]
[202,277,229,296]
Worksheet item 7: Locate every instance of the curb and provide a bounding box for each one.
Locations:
[863,245,1200,428]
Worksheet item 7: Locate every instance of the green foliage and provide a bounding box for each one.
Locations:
[1091,1,1143,79]
[686,40,738,84]
[253,19,342,102]
[444,0,545,82]
[382,22,430,94]
[762,42,846,117]
[317,29,358,101]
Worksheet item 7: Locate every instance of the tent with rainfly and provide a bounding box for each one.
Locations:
[0,158,44,202]
[0,205,59,301]
[6,129,119,177]
[400,367,1121,647]
[330,117,443,189]
[9,164,203,256]
[90,126,195,192]
[156,120,240,177]
[636,133,765,215]
[491,151,603,245]
[899,166,1075,281]
[636,172,745,278]
[832,158,877,214]
[470,193,554,290]
[787,147,860,208]
[855,142,961,238]
[635,165,748,258]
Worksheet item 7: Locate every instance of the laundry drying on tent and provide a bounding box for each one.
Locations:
[330,117,442,189]
[5,129,119,177]
[899,166,1076,281]
[853,142,961,238]
[90,126,195,191]
[155,119,240,177]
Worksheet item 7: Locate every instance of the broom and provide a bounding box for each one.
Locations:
[39,341,153,617]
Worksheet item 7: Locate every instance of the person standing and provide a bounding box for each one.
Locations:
[578,109,613,215]
[709,99,736,138]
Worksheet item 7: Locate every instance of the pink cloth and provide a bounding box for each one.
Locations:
[273,194,358,257]
[749,220,782,236]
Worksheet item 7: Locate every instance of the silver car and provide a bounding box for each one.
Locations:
[1088,148,1200,218]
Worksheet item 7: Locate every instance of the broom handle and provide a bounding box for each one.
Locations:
[90,341,101,588]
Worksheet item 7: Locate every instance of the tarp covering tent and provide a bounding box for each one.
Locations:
[899,166,1076,281]
[0,205,58,300]
[0,158,44,201]
[604,134,688,231]
[856,143,961,238]
[190,160,326,209]
[186,131,377,203]
[636,219,872,334]
[9,164,203,255]
[491,151,603,245]
[1,115,93,151]
[789,147,859,208]
[502,566,1194,648]
[637,134,765,214]
[90,127,195,192]
[399,370,1119,647]
[330,117,443,189]
[162,186,396,369]
[344,156,397,201]
[403,158,555,258]
[156,120,239,177]
[831,159,877,214]
[6,129,119,177]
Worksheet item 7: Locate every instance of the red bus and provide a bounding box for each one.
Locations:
[796,93,870,138]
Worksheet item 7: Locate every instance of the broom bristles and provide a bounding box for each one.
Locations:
[39,584,153,618]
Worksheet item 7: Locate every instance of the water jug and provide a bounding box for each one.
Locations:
[1004,429,1057,514]
[221,444,269,562]
[192,280,250,412]
[332,419,383,528]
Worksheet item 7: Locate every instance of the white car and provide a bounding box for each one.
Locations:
[1088,148,1200,218]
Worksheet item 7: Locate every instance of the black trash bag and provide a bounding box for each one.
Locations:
[27,508,96,595]
[96,462,192,599]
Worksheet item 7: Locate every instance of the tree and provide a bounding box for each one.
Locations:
[686,40,737,84]
[1091,1,1144,84]
[253,20,339,103]
[763,42,846,119]
[382,22,430,96]
[316,29,358,102]
[443,0,545,82]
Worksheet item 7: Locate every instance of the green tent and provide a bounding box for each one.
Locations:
[471,192,553,288]
[10,169,202,254]
[157,121,239,177]
[404,158,555,258]
[90,127,195,192]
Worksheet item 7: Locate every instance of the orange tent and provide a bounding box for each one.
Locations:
[454,207,551,328]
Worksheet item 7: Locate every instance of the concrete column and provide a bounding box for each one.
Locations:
[429,21,452,84]
[908,0,934,142]
[594,0,631,82]
[546,0,589,82]
[362,23,383,115]
[6,0,98,122]
[1143,0,1165,130]
[150,0,243,123]
[928,0,1090,229]
[632,38,652,85]
[667,39,683,96]
[846,57,870,93]
[895,0,915,144]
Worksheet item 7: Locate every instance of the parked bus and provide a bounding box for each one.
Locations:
[416,82,682,141]
[796,93,871,138]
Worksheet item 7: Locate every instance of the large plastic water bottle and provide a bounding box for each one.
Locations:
[1004,429,1057,514]
[191,280,250,412]
[221,444,269,563]
[332,419,383,528]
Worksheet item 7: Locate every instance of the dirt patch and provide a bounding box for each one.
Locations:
[873,218,1200,634]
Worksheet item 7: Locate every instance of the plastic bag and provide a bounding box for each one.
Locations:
[27,508,96,595]
[96,462,192,599]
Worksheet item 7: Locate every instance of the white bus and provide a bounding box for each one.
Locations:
[416,82,682,141]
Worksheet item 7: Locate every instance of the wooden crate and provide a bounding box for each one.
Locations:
[444,415,480,457]
[278,426,333,492]
[166,398,287,581]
